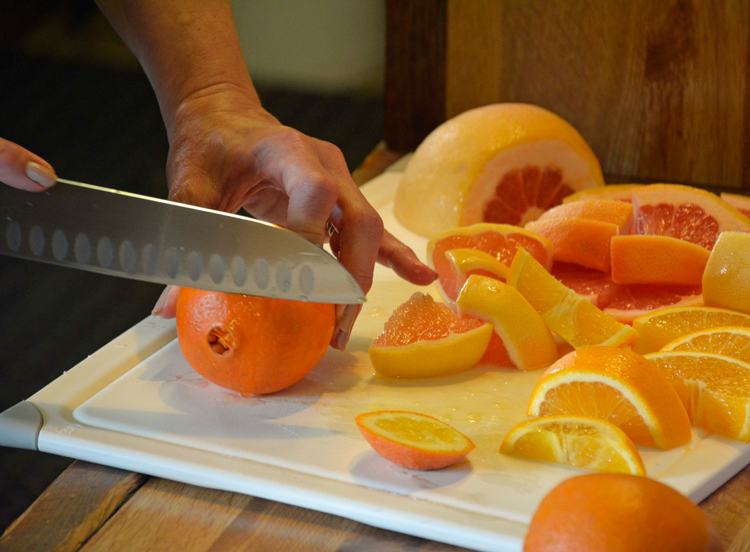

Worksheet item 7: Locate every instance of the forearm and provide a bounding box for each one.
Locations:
[95,0,259,140]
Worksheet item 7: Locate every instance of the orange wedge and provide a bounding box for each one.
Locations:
[662,326,750,364]
[562,184,644,204]
[507,248,637,349]
[528,347,692,449]
[536,199,634,232]
[610,235,710,286]
[645,351,750,442]
[369,293,493,378]
[356,411,475,470]
[632,306,750,355]
[525,217,618,273]
[703,231,750,315]
[500,415,646,476]
[444,248,509,299]
[427,223,553,303]
[456,275,558,370]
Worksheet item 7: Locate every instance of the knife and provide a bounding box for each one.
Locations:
[0,179,365,304]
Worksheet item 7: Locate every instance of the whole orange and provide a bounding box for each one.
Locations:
[176,288,335,395]
[525,474,723,552]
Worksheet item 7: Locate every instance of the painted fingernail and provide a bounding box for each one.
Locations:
[25,162,56,189]
[152,286,171,316]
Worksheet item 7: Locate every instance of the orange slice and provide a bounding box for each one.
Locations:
[632,306,750,355]
[703,231,750,315]
[456,275,558,370]
[645,351,750,442]
[394,103,604,237]
[500,415,646,476]
[721,192,750,217]
[444,248,509,300]
[507,248,637,348]
[610,235,710,286]
[562,184,644,204]
[536,199,634,232]
[662,327,750,364]
[369,293,493,378]
[426,223,553,303]
[528,347,692,449]
[526,217,618,272]
[355,411,475,470]
[633,184,750,249]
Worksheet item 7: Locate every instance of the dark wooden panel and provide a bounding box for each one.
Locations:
[384,0,447,152]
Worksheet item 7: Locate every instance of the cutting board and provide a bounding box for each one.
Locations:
[15,165,750,552]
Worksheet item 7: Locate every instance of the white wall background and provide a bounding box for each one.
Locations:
[231,0,385,96]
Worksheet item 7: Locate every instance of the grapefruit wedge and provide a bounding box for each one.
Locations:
[394,103,604,237]
[721,192,750,217]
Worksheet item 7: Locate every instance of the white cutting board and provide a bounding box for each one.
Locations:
[24,165,750,552]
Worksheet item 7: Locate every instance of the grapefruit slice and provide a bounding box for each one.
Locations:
[633,184,750,249]
[610,235,710,286]
[500,415,646,476]
[368,293,492,378]
[394,103,604,237]
[427,223,553,303]
[356,411,475,470]
[721,192,750,217]
[536,199,634,232]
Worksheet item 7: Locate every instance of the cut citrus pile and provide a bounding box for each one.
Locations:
[426,223,553,302]
[524,474,723,552]
[507,248,637,348]
[394,103,604,237]
[456,275,557,370]
[563,184,643,204]
[663,327,750,364]
[500,415,646,476]
[536,199,634,231]
[632,306,750,354]
[703,231,750,315]
[355,411,475,470]
[528,347,692,449]
[645,351,750,442]
[176,289,334,395]
[526,217,618,272]
[610,235,710,286]
[721,191,750,217]
[368,293,492,378]
[633,184,750,249]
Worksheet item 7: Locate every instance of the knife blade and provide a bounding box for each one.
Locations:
[0,179,365,304]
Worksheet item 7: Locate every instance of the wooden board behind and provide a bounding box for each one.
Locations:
[386,0,750,189]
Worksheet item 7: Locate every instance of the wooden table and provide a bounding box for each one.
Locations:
[3,145,750,552]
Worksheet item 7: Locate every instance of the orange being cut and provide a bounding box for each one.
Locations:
[528,346,692,449]
[662,326,750,364]
[632,306,750,354]
[368,293,492,378]
[427,223,553,303]
[525,474,723,552]
[633,184,750,250]
[610,235,710,286]
[394,103,604,237]
[525,217,618,272]
[535,199,634,232]
[645,351,750,442]
[355,411,475,470]
[456,275,557,370]
[703,231,750,315]
[500,415,646,476]
[176,288,334,395]
[507,248,637,349]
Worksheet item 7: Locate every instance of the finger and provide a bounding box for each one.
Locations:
[377,230,438,285]
[152,285,182,319]
[0,138,56,191]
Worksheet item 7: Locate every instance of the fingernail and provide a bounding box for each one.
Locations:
[152,286,171,316]
[332,304,362,350]
[25,162,55,189]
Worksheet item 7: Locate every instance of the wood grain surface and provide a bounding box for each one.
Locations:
[386,0,750,189]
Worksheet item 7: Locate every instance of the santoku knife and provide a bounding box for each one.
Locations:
[0,179,365,304]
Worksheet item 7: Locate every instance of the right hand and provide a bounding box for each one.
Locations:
[0,137,57,191]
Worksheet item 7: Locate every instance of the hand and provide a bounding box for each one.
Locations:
[152,85,437,349]
[0,137,56,191]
